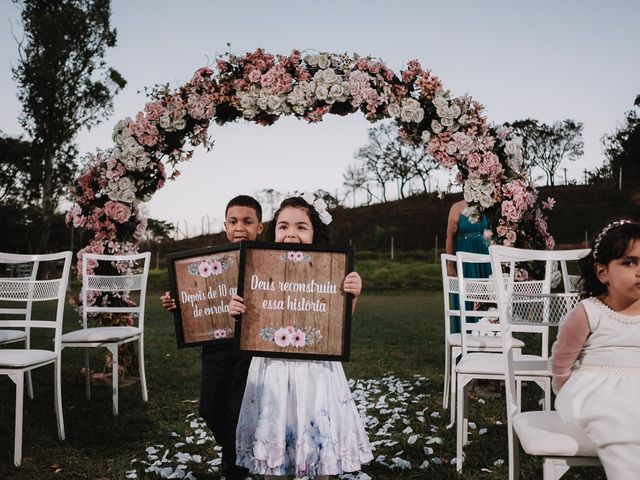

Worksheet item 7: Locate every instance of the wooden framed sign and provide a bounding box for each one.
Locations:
[235,241,354,361]
[167,244,239,348]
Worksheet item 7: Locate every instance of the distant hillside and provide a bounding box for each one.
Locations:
[147,184,640,267]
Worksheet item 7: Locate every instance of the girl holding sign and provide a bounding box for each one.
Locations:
[229,195,373,479]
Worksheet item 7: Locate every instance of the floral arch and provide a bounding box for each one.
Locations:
[67,48,554,269]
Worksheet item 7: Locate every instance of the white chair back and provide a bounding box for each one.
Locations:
[455,252,498,355]
[0,252,73,353]
[81,252,151,330]
[440,253,459,335]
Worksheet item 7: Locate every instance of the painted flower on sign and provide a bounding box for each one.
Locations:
[260,325,322,348]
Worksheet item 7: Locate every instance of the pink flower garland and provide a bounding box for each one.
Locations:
[67,48,554,268]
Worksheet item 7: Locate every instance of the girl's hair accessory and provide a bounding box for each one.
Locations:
[592,219,634,260]
[300,192,333,225]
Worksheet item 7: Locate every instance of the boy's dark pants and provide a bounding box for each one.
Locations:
[199,346,251,480]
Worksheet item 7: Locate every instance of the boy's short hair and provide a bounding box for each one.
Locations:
[225,195,262,222]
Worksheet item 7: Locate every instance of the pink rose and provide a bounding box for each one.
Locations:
[104,201,132,224]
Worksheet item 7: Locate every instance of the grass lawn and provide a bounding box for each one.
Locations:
[0,282,605,479]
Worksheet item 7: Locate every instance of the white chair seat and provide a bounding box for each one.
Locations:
[62,326,141,343]
[0,349,57,368]
[456,353,549,375]
[448,332,525,349]
[0,329,27,343]
[514,411,597,457]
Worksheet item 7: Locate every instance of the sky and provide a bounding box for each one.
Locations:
[1,0,639,237]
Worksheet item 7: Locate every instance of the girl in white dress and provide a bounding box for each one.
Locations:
[229,195,373,479]
[552,219,640,479]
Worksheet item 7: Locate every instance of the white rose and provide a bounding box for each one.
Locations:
[305,54,319,67]
[123,136,138,149]
[123,157,138,171]
[267,95,282,111]
[121,190,136,204]
[315,85,329,101]
[458,114,469,125]
[421,130,431,143]
[436,106,449,118]
[118,177,134,190]
[298,81,311,95]
[433,94,448,109]
[400,106,416,123]
[450,105,462,118]
[329,84,345,99]
[411,108,425,123]
[172,118,186,130]
[158,115,172,129]
[431,120,443,134]
[441,116,454,127]
[387,102,401,117]
[321,68,339,84]
[239,94,254,110]
[318,54,331,69]
[256,95,269,110]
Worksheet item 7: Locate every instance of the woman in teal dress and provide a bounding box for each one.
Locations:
[445,200,491,333]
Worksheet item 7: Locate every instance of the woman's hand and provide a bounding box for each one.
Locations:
[229,294,246,316]
[343,272,362,298]
[161,291,177,311]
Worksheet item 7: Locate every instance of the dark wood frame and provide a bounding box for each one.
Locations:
[234,241,354,361]
[167,244,240,349]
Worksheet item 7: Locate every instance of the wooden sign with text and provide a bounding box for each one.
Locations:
[235,241,353,361]
[167,245,239,348]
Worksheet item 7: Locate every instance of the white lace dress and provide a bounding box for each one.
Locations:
[235,357,373,477]
[555,297,640,478]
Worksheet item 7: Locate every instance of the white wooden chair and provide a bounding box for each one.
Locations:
[441,253,524,425]
[455,251,551,473]
[0,253,40,399]
[490,245,601,480]
[0,251,72,466]
[61,252,150,416]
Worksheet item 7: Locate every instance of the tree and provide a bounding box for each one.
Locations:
[144,218,174,243]
[508,119,584,186]
[0,133,34,205]
[343,161,377,206]
[12,0,126,252]
[602,94,640,189]
[353,122,436,201]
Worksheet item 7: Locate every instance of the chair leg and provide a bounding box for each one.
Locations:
[456,375,472,472]
[54,358,65,440]
[450,355,459,426]
[84,349,91,400]
[138,336,148,402]
[26,371,33,400]
[443,343,451,409]
[107,345,119,416]
[12,372,24,467]
[508,425,520,480]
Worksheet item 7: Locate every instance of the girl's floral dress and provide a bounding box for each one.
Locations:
[235,358,373,477]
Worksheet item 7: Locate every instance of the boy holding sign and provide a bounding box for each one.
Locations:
[161,195,263,480]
